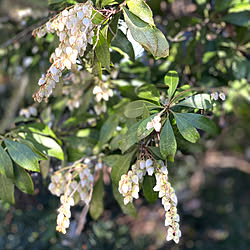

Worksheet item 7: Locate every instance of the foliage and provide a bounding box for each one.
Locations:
[0,0,249,247]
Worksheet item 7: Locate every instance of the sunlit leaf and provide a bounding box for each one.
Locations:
[173,113,200,143]
[126,0,154,25]
[4,139,40,172]
[0,145,14,179]
[176,94,212,110]
[14,165,34,194]
[164,71,179,100]
[159,119,177,160]
[123,7,169,58]
[124,100,161,118]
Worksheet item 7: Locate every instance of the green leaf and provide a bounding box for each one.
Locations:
[174,113,200,143]
[111,151,135,185]
[18,123,61,144]
[18,133,64,160]
[111,30,135,61]
[164,71,179,100]
[0,174,15,204]
[90,172,104,220]
[111,151,136,216]
[143,175,158,203]
[123,7,169,58]
[223,11,250,27]
[136,84,160,103]
[91,8,106,25]
[102,154,121,168]
[120,121,141,153]
[137,114,156,141]
[101,0,118,8]
[124,100,161,118]
[0,146,14,179]
[176,94,212,110]
[107,13,120,44]
[14,165,34,194]
[100,114,119,148]
[4,139,40,172]
[126,0,155,25]
[94,31,110,70]
[17,139,48,161]
[174,113,219,135]
[173,113,200,143]
[159,119,177,160]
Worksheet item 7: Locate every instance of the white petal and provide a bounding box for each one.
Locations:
[146,159,153,168]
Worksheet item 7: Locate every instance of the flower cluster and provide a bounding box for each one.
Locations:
[48,156,104,234]
[119,156,181,244]
[32,2,95,102]
[211,91,226,101]
[93,83,113,115]
[56,195,74,234]
[146,114,162,132]
[19,106,37,118]
[93,84,113,102]
[153,164,181,244]
[118,158,157,205]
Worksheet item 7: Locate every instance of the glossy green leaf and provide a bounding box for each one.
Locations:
[120,121,141,153]
[18,123,60,144]
[137,114,156,141]
[101,0,118,7]
[90,172,104,220]
[164,71,179,100]
[107,13,120,44]
[94,31,110,70]
[102,154,121,168]
[17,139,48,161]
[173,113,200,143]
[123,7,169,58]
[14,165,34,194]
[124,100,161,118]
[126,0,154,25]
[136,84,160,103]
[0,146,14,179]
[4,139,40,172]
[18,133,64,160]
[91,8,106,25]
[159,119,177,160]
[111,30,135,61]
[0,174,15,204]
[100,115,119,148]
[174,113,219,135]
[223,11,250,27]
[143,175,158,203]
[176,94,212,110]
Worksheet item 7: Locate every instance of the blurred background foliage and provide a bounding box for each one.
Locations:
[0,0,249,249]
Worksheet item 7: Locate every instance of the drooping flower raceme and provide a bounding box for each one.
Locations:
[153,164,181,244]
[118,159,147,205]
[48,156,104,234]
[119,157,181,244]
[32,2,95,102]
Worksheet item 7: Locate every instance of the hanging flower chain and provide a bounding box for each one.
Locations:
[118,156,181,244]
[32,2,95,102]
